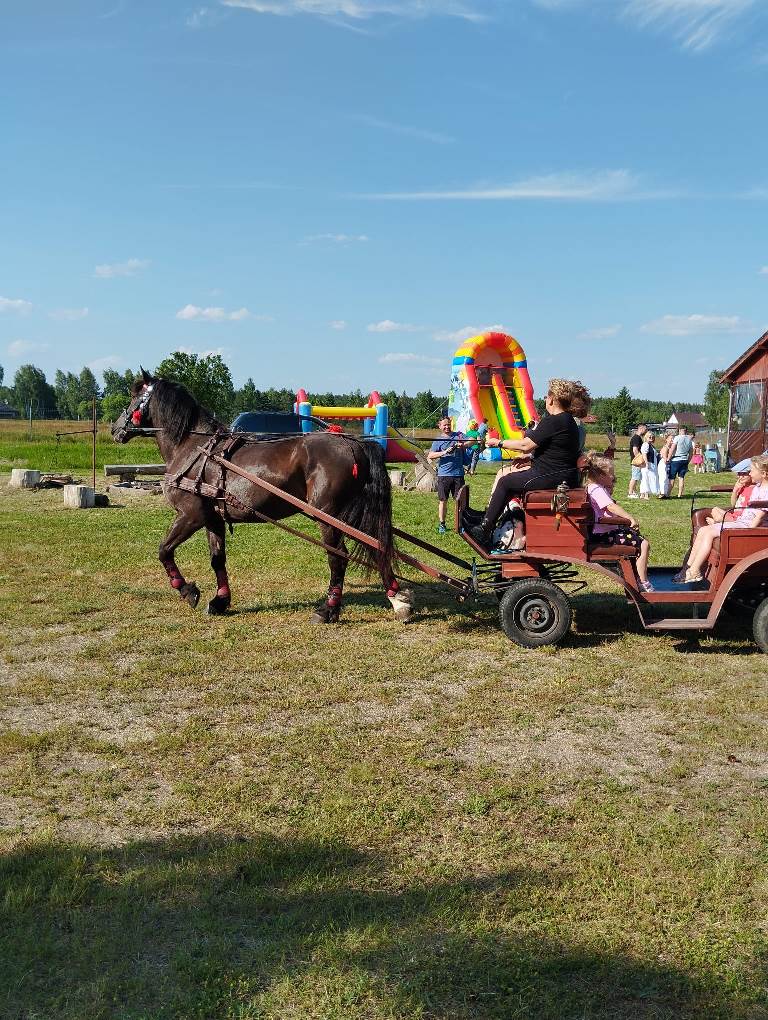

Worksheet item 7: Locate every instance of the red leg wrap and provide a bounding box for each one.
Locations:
[327,584,343,608]
[386,578,400,598]
[164,562,185,590]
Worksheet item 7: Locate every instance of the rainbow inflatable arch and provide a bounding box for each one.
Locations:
[448,331,538,460]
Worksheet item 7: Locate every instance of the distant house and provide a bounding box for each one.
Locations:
[662,411,707,432]
[721,330,768,463]
[0,401,19,419]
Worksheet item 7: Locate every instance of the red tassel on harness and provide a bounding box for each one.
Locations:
[352,463,358,478]
[131,409,142,425]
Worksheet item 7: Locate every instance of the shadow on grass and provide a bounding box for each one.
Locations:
[0,833,751,1020]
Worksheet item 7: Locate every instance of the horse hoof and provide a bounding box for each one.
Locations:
[388,588,415,623]
[180,582,200,609]
[206,595,230,615]
[310,605,331,624]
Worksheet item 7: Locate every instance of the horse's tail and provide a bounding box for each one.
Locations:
[338,439,396,582]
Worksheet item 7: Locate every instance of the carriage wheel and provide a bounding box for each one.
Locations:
[753,597,768,653]
[498,578,572,649]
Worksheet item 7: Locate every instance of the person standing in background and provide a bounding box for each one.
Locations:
[628,424,647,499]
[668,426,694,498]
[640,430,659,500]
[427,417,470,534]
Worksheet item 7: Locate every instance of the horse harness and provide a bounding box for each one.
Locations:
[165,430,255,527]
[164,428,365,529]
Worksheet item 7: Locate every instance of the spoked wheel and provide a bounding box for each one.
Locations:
[498,577,572,649]
[753,597,768,653]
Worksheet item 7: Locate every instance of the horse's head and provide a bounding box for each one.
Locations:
[111,368,157,444]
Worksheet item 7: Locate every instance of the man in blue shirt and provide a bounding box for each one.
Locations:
[427,416,470,533]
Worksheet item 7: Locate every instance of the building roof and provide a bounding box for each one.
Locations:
[581,414,598,424]
[720,330,768,384]
[664,411,707,428]
[0,401,18,417]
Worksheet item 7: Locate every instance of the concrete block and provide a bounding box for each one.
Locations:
[10,469,41,488]
[63,484,96,509]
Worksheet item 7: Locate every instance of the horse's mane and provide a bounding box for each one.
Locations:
[136,376,222,443]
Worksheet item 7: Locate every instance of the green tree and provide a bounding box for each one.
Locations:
[54,370,81,418]
[154,351,235,419]
[703,369,730,429]
[12,364,56,416]
[233,378,258,412]
[101,393,129,422]
[601,386,638,435]
[102,368,136,399]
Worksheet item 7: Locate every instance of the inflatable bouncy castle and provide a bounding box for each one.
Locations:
[448,331,538,460]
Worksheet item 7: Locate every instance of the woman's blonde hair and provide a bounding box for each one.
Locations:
[547,378,592,417]
[582,450,615,483]
[752,454,768,478]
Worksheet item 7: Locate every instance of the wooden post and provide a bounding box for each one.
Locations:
[91,397,97,492]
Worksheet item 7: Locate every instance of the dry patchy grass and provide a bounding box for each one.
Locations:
[1,464,767,1019]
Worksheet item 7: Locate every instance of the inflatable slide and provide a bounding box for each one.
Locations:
[448,331,538,461]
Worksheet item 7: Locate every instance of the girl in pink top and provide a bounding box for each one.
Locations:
[584,452,654,592]
[675,455,768,584]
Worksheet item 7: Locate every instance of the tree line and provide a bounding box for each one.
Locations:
[0,353,725,431]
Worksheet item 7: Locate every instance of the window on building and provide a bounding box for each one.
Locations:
[732,381,765,431]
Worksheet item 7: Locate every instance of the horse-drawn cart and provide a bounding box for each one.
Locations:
[113,374,768,653]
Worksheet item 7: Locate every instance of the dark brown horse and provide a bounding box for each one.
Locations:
[112,372,413,622]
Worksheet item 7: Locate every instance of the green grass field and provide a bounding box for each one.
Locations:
[1,425,767,1019]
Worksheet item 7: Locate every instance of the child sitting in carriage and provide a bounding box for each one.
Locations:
[583,451,654,593]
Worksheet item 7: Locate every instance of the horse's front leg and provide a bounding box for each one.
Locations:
[205,511,231,616]
[159,510,204,609]
[311,525,347,624]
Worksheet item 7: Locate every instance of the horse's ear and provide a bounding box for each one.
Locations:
[140,366,153,385]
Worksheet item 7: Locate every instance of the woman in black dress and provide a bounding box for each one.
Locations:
[468,378,591,548]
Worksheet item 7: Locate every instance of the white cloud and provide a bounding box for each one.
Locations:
[330,319,348,330]
[433,323,506,342]
[302,233,369,244]
[94,258,150,279]
[49,307,89,321]
[640,313,753,335]
[534,0,757,51]
[0,296,33,314]
[624,0,756,52]
[378,352,443,365]
[7,339,49,356]
[351,114,455,145]
[175,304,252,321]
[577,324,622,340]
[362,169,673,201]
[759,266,768,275]
[367,319,426,333]
[222,0,487,23]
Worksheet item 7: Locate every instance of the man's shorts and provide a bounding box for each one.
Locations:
[437,475,463,500]
[668,459,688,480]
[631,466,642,482]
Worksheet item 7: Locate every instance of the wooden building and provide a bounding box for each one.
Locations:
[722,330,768,462]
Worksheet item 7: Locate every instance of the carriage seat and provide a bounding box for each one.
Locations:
[522,489,639,560]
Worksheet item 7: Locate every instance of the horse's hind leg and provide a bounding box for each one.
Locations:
[205,511,231,616]
[159,511,204,609]
[311,525,347,624]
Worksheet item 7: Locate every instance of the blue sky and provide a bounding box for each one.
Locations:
[2,0,767,403]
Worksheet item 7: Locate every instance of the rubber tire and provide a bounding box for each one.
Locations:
[498,577,572,649]
[753,597,768,653]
